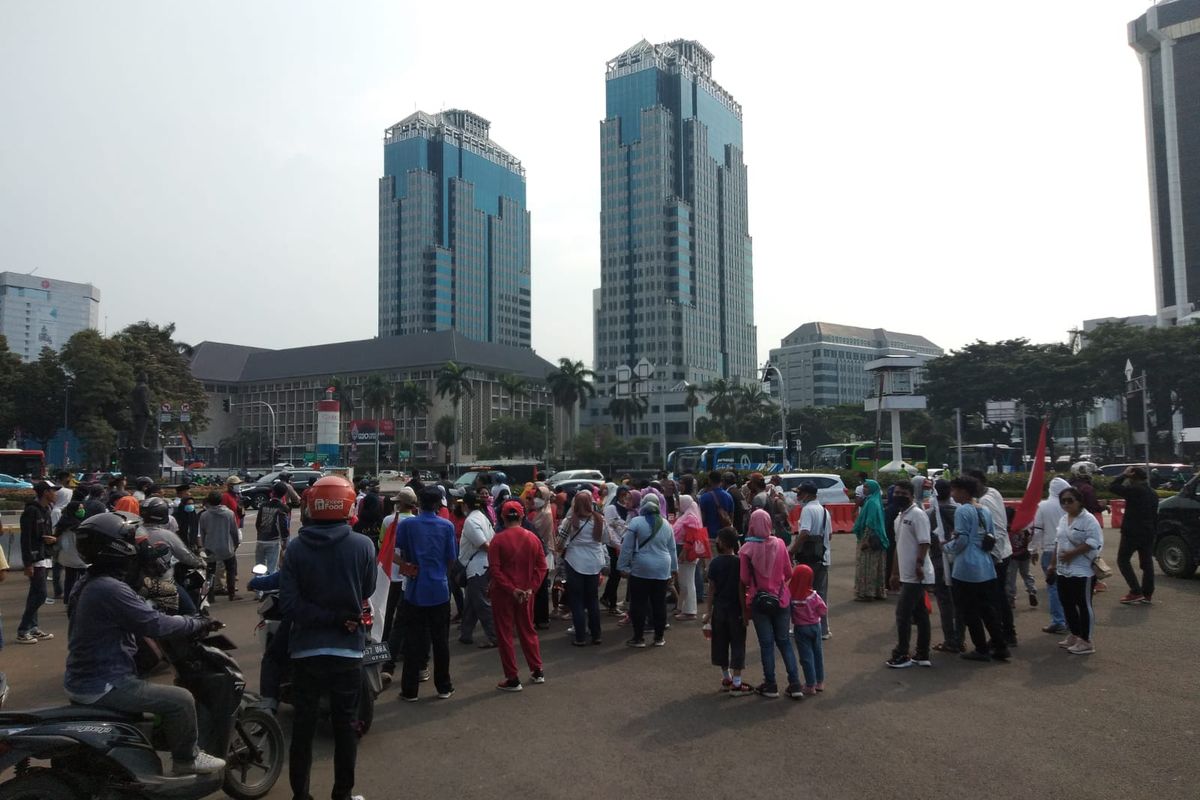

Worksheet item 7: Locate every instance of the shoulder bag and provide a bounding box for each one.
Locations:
[977,509,996,552]
[797,509,830,566]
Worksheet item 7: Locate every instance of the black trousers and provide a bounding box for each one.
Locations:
[893,582,931,659]
[534,576,550,625]
[1058,574,1095,640]
[400,601,452,698]
[992,556,1015,639]
[601,547,622,608]
[382,583,405,674]
[953,578,1006,655]
[709,603,746,669]
[628,576,668,641]
[289,655,361,800]
[1117,532,1155,598]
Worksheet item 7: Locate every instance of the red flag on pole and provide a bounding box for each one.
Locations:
[1011,419,1049,533]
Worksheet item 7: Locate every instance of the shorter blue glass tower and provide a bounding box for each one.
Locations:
[379,109,531,348]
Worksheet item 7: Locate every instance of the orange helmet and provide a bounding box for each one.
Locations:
[306,475,355,521]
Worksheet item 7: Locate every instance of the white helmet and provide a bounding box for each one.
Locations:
[1070,461,1097,477]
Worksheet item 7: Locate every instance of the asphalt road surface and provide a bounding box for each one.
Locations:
[2,515,1197,800]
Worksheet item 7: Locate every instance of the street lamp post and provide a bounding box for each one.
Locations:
[230,400,277,464]
[762,362,787,464]
[1125,359,1150,469]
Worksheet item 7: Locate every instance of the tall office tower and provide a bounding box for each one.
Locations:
[379,109,531,347]
[1130,0,1200,325]
[0,272,100,362]
[595,39,756,407]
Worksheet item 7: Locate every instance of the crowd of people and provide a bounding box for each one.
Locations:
[0,460,1161,800]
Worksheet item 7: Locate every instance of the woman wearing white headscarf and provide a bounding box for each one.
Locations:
[671,495,705,620]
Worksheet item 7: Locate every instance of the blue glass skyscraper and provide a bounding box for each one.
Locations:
[593,40,756,457]
[379,109,531,347]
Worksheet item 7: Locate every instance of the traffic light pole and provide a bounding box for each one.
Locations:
[225,398,277,462]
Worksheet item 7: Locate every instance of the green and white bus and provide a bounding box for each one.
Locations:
[809,442,928,473]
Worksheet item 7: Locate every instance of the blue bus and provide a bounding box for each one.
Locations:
[666,442,788,479]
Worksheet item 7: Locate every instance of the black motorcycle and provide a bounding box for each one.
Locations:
[0,625,284,800]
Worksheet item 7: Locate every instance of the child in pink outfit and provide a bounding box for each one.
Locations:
[789,564,828,695]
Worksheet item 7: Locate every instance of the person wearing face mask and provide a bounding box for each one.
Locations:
[885,482,935,668]
[173,483,201,553]
[55,495,90,606]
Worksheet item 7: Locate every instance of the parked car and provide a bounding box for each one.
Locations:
[546,469,605,487]
[0,473,33,490]
[1154,475,1200,578]
[551,479,606,496]
[775,473,853,506]
[237,469,323,510]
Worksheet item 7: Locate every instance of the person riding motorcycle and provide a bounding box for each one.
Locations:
[138,497,204,614]
[64,511,226,776]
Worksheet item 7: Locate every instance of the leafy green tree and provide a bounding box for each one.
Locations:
[1091,421,1132,461]
[607,395,648,431]
[361,374,392,473]
[112,322,209,435]
[14,347,66,451]
[392,381,429,468]
[0,335,21,441]
[528,407,554,460]
[60,329,135,459]
[479,417,543,458]
[546,358,595,459]
[434,414,458,467]
[702,378,738,429]
[436,362,475,467]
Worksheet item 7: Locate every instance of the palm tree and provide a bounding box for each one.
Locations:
[173,341,195,359]
[703,378,738,428]
[361,374,392,475]
[327,376,357,461]
[392,381,430,469]
[436,362,475,469]
[684,383,701,441]
[737,384,774,417]
[498,373,528,416]
[434,414,457,468]
[546,358,595,462]
[608,396,649,432]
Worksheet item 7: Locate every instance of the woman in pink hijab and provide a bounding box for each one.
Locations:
[671,495,705,620]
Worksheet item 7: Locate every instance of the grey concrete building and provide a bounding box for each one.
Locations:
[768,322,943,409]
[189,331,562,466]
[379,109,531,348]
[1130,1,1200,325]
[0,272,100,361]
[590,39,755,460]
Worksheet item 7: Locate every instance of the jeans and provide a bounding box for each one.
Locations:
[675,559,697,615]
[601,548,622,608]
[254,540,281,575]
[400,602,452,698]
[176,585,197,615]
[565,564,602,642]
[893,582,931,659]
[751,606,800,687]
[51,561,62,598]
[1040,551,1066,628]
[627,576,668,642]
[1058,574,1095,641]
[289,655,362,800]
[1117,532,1155,598]
[1006,556,1038,600]
[694,554,707,604]
[382,584,405,674]
[460,572,496,644]
[792,622,824,686]
[93,676,198,762]
[952,578,1007,656]
[62,567,85,608]
[208,557,238,596]
[812,563,830,636]
[259,619,291,709]
[18,567,48,635]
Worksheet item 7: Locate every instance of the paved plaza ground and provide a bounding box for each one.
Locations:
[2,519,1197,799]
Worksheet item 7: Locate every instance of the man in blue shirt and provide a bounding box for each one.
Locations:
[395,485,458,701]
[698,471,734,541]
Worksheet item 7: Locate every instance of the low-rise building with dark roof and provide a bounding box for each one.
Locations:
[768,322,943,409]
[190,331,565,467]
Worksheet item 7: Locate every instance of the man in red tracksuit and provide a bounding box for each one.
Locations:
[490,500,548,692]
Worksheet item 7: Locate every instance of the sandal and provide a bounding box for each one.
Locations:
[673,613,696,621]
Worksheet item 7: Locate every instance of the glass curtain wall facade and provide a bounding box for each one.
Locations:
[0,272,100,362]
[595,39,755,395]
[379,110,531,347]
[1130,0,1200,324]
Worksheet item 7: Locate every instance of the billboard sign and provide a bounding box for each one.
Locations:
[349,419,396,444]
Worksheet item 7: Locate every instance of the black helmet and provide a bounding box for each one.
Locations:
[139,496,171,525]
[76,511,141,567]
[135,476,154,492]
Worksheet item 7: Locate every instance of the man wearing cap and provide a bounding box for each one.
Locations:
[221,476,244,526]
[395,486,458,701]
[381,486,418,683]
[457,490,498,648]
[490,500,548,692]
[17,480,59,644]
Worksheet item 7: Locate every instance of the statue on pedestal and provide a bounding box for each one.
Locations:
[131,372,152,451]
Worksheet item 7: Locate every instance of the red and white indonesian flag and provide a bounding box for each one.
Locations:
[1011,419,1049,534]
[367,517,397,644]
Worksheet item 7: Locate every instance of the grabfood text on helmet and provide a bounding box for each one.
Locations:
[313,498,346,512]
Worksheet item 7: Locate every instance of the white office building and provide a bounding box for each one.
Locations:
[0,272,100,361]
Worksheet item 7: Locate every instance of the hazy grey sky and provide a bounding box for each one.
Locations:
[0,1,1161,366]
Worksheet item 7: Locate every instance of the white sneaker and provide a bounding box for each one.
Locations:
[1067,641,1095,655]
[1057,635,1078,649]
[173,750,226,775]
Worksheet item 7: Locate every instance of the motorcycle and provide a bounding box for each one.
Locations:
[0,623,284,800]
[252,564,387,735]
